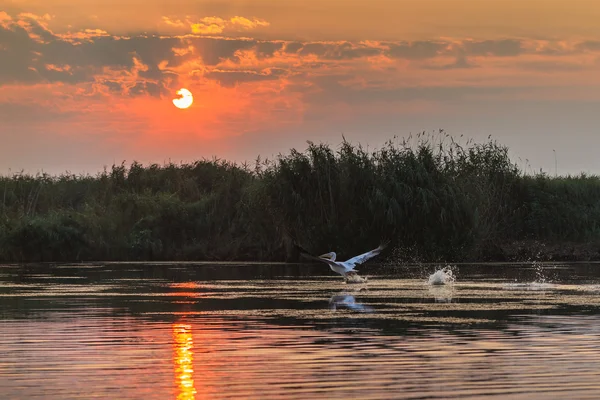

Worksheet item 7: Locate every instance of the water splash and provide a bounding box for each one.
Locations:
[344,271,368,284]
[503,260,555,291]
[381,244,425,279]
[427,266,456,286]
[533,260,548,283]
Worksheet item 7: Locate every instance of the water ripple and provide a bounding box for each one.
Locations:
[2,263,600,399]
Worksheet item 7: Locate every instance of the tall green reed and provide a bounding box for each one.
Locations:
[1,131,599,263]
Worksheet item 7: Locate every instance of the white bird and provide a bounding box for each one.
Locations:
[297,241,388,278]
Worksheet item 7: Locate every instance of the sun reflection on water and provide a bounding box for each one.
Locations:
[173,323,197,400]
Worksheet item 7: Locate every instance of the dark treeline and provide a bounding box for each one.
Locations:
[2,131,600,263]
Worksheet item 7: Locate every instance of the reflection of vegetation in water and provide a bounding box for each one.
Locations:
[173,323,197,400]
[2,131,600,262]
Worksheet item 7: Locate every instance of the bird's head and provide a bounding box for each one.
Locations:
[318,251,337,261]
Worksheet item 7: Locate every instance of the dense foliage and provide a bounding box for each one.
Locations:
[2,131,600,263]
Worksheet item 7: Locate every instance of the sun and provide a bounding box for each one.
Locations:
[172,88,193,109]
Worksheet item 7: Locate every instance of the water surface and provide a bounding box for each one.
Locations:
[2,262,600,399]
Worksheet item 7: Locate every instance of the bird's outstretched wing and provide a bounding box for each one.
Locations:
[294,243,338,268]
[344,241,389,267]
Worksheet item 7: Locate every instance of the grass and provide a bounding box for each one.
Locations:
[2,130,600,263]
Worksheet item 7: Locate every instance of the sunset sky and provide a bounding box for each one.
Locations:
[2,0,600,175]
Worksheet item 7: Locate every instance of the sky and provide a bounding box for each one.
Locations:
[2,0,600,175]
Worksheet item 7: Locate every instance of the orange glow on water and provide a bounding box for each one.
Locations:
[173,323,197,400]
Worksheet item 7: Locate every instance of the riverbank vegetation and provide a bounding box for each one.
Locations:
[2,131,600,263]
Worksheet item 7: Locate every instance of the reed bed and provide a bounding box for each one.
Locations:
[2,131,600,263]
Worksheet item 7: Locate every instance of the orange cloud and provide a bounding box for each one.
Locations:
[161,16,187,28]
[191,17,227,35]
[17,12,51,22]
[0,11,12,22]
[4,10,600,168]
[60,28,111,42]
[161,15,270,35]
[229,16,270,30]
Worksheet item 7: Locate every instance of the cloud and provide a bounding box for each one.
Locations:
[204,67,288,87]
[0,11,12,22]
[577,41,600,52]
[423,52,477,70]
[0,13,183,95]
[4,10,600,176]
[386,41,448,59]
[161,15,270,35]
[255,41,284,58]
[191,17,227,35]
[294,41,385,60]
[229,16,270,30]
[161,16,186,28]
[283,42,303,54]
[62,29,111,41]
[463,39,523,57]
[279,39,538,62]
[0,13,270,92]
[185,37,256,66]
[3,11,600,110]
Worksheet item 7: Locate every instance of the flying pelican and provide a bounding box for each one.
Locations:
[296,241,389,279]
